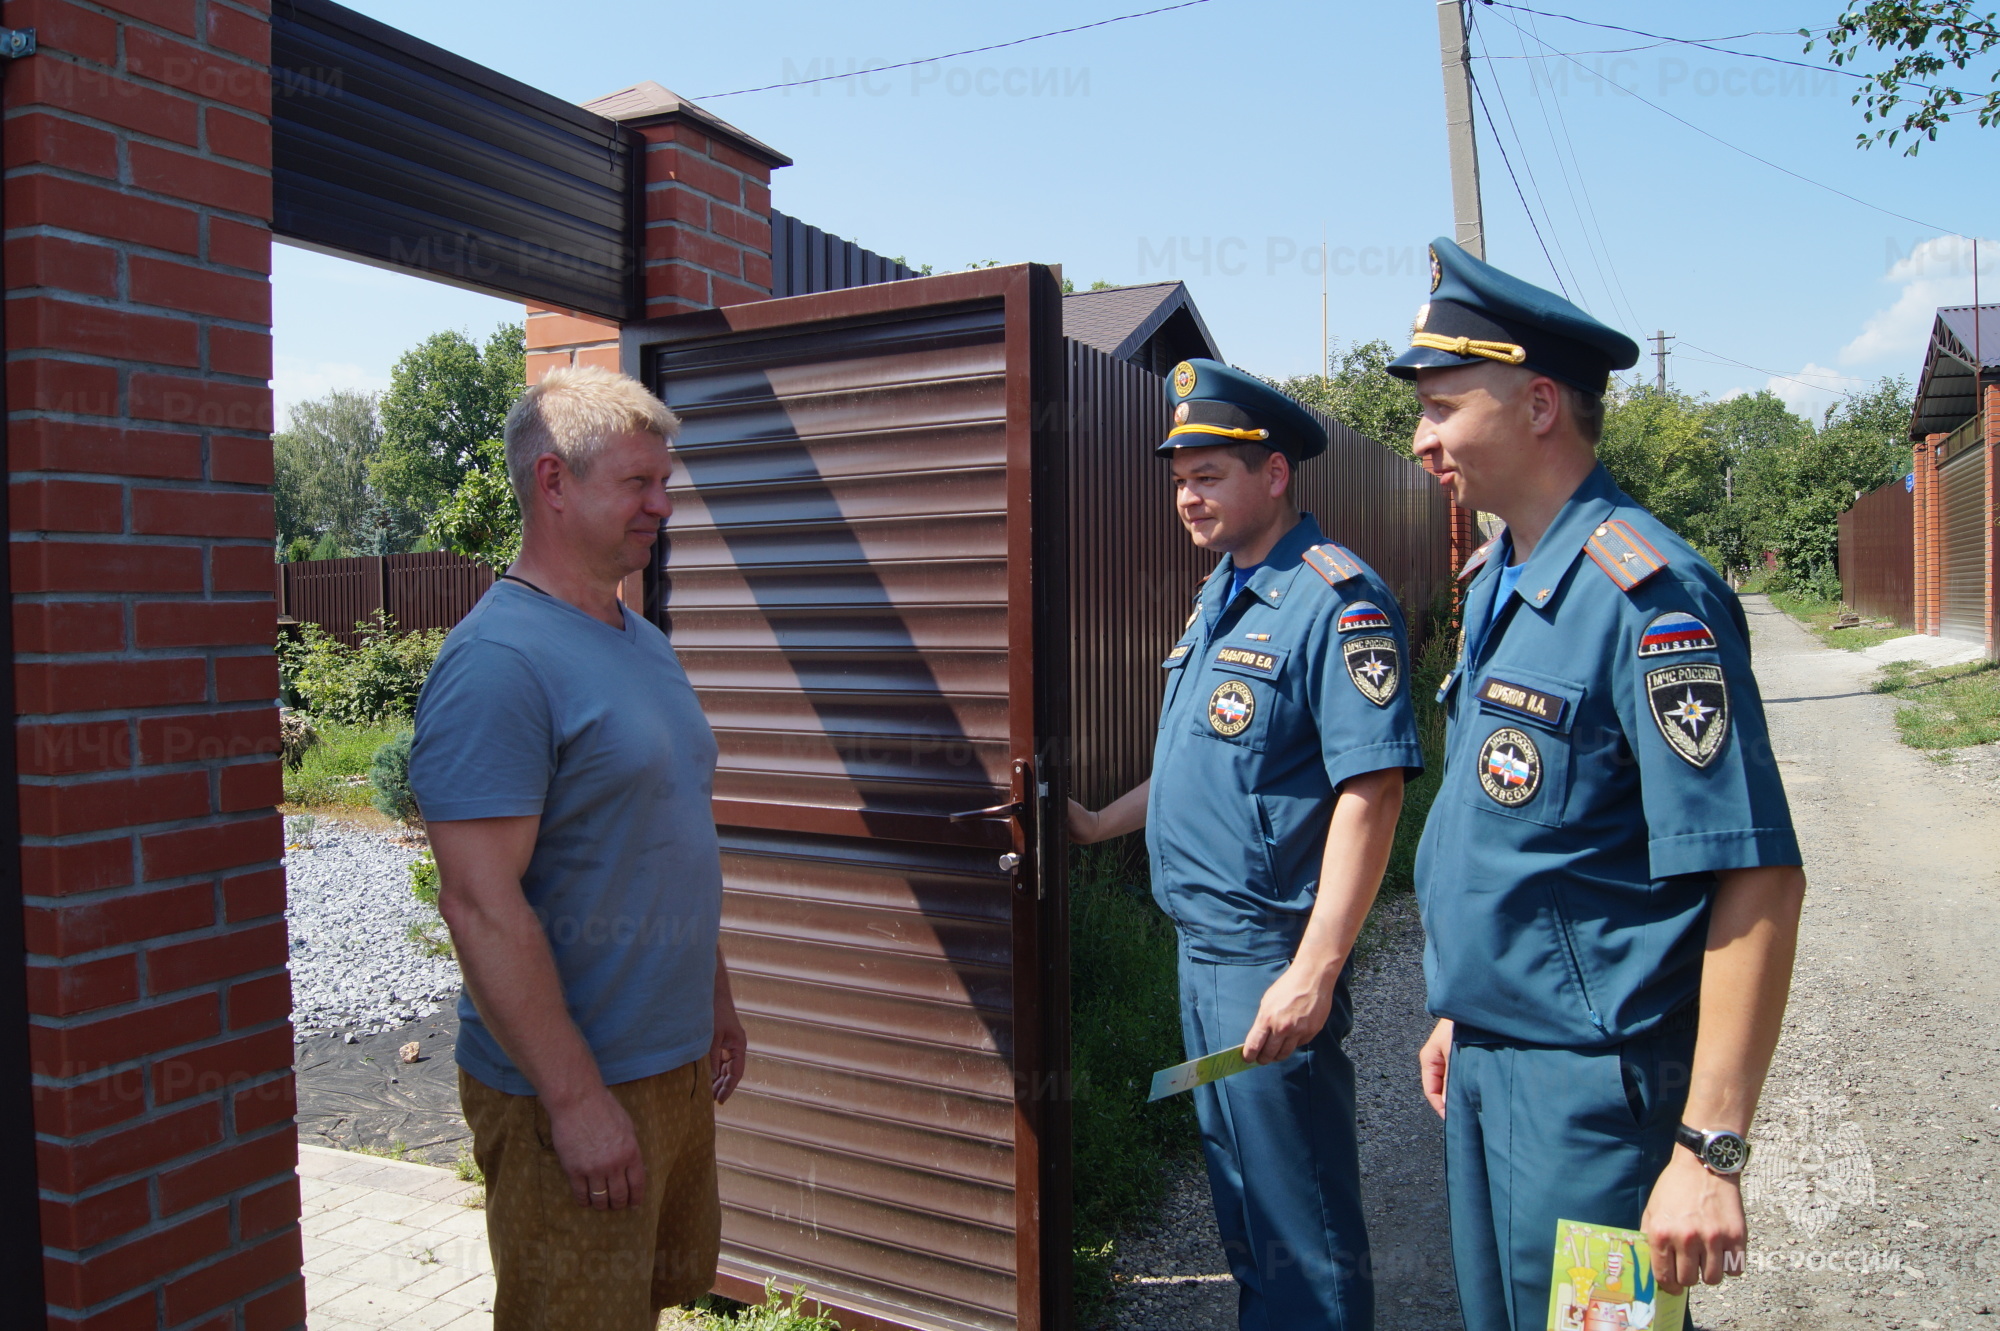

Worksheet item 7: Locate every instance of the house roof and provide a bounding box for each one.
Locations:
[1061,281,1221,364]
[1911,304,2000,439]
[582,80,792,168]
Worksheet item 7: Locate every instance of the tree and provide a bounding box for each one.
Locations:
[1270,339,1424,458]
[1807,2,2000,152]
[371,323,525,518]
[1767,377,1913,591]
[273,389,383,557]
[425,438,521,571]
[1598,384,1730,548]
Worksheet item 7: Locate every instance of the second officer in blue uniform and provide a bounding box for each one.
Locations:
[1071,360,1423,1330]
[1390,239,1806,1330]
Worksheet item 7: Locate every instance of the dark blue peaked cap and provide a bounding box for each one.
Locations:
[1386,238,1640,394]
[1155,358,1328,461]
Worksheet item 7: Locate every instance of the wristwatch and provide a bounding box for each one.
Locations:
[1676,1123,1751,1174]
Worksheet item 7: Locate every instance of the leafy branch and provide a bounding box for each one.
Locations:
[1807,1,2000,152]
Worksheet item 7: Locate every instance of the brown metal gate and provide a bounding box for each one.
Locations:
[623,266,1070,1331]
[1837,477,1914,627]
[1940,443,1986,644]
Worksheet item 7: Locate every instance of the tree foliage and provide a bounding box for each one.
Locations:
[1807,1,2000,152]
[372,324,526,517]
[1269,339,1424,458]
[273,389,383,557]
[425,438,522,571]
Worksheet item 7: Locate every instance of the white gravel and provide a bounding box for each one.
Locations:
[283,821,462,1039]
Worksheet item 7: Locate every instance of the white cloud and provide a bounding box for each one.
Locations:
[1839,234,1998,366]
[1765,362,1863,421]
[273,355,391,429]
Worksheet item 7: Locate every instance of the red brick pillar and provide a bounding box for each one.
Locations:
[1986,383,1999,658]
[1921,433,1947,634]
[7,3,299,1327]
[581,82,788,318]
[1447,502,1478,629]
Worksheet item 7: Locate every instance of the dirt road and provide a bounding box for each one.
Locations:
[1112,595,2000,1328]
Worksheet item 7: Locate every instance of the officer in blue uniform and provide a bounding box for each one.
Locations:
[1389,239,1806,1330]
[1070,359,1423,1330]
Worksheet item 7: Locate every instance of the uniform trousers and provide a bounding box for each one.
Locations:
[1443,1022,1696,1331]
[1179,950,1372,1331]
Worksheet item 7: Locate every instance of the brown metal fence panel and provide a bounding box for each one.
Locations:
[1941,445,1986,644]
[280,552,495,645]
[627,267,1069,1331]
[1837,478,1914,626]
[1061,342,1453,808]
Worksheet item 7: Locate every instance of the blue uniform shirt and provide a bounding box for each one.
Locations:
[1148,513,1425,963]
[1415,465,1800,1048]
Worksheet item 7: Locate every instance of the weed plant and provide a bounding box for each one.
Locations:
[1873,658,2000,751]
[1765,586,1909,653]
[679,1283,842,1330]
[282,719,408,808]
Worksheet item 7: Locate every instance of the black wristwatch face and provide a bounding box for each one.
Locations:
[1705,1132,1749,1173]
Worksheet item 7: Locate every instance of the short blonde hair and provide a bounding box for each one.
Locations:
[503,364,679,503]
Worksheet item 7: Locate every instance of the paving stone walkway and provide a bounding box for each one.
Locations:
[299,1143,495,1330]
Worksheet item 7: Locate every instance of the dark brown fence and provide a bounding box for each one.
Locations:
[1838,477,1914,626]
[1063,341,1453,809]
[276,551,495,644]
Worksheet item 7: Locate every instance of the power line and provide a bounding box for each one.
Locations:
[1483,5,1865,80]
[693,0,1217,99]
[1465,7,1585,301]
[1479,7,1957,234]
[1466,65,1570,298]
[1675,340,1870,393]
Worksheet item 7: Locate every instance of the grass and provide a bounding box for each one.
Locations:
[1763,586,1911,653]
[348,1140,411,1161]
[671,1284,842,1330]
[1872,657,2000,752]
[282,717,410,810]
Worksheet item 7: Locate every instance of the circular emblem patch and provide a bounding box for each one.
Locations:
[1173,360,1198,398]
[1477,727,1541,807]
[1429,245,1443,292]
[1208,679,1255,736]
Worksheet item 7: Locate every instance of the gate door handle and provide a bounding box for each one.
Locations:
[949,800,1025,823]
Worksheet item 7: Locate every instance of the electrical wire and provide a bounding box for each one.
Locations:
[1478,6,1958,234]
[1675,341,1869,394]
[1467,64,1571,298]
[1465,6,1586,302]
[1482,5,1866,80]
[693,0,1217,99]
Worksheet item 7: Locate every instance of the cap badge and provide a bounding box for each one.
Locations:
[1413,302,1430,333]
[1173,361,1197,398]
[1173,402,1190,425]
[1429,246,1442,293]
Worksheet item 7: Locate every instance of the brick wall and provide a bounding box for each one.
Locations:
[1920,433,1946,634]
[1987,383,1998,658]
[6,1,297,1327]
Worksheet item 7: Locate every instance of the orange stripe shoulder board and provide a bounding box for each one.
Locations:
[1457,537,1499,583]
[1583,519,1668,592]
[1302,543,1365,587]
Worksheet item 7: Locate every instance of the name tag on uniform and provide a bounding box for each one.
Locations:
[1162,642,1193,667]
[1211,645,1282,679]
[1477,677,1569,727]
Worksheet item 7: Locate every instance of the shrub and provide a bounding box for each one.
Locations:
[409,849,439,910]
[370,730,419,823]
[278,611,446,725]
[406,848,452,958]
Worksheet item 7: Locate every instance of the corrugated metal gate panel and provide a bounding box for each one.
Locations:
[629,268,1068,1331]
[1837,478,1914,626]
[1940,445,1986,644]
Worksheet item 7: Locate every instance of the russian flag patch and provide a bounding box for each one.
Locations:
[1638,611,1716,657]
[1338,601,1391,633]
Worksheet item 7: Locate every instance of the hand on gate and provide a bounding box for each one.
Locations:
[1243,964,1336,1064]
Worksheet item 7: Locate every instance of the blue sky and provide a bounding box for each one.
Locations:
[274,0,2000,429]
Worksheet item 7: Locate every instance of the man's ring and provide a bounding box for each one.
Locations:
[590,1188,608,1196]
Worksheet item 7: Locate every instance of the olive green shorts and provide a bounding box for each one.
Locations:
[459,1060,721,1331]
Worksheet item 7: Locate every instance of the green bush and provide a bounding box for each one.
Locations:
[282,719,406,808]
[370,730,418,823]
[278,611,446,725]
[409,849,439,910]
[682,1282,841,1329]
[406,848,452,957]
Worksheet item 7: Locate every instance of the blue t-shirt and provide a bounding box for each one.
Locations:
[409,581,723,1094]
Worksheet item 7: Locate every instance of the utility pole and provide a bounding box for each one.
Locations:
[1320,227,1329,379]
[1437,0,1485,259]
[1650,330,1674,392]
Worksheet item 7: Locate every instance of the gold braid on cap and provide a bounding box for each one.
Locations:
[1408,333,1527,365]
[1167,424,1271,442]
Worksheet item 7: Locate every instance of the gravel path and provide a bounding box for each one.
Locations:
[284,820,462,1040]
[1109,595,2000,1330]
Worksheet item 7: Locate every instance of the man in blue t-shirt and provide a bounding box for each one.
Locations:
[409,365,741,1329]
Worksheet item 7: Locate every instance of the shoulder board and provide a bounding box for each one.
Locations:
[1302,543,1365,588]
[1583,518,1668,592]
[1457,536,1498,584]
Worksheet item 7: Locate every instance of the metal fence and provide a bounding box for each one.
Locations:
[1062,341,1453,808]
[276,551,495,644]
[770,209,920,298]
[1838,477,1915,627]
